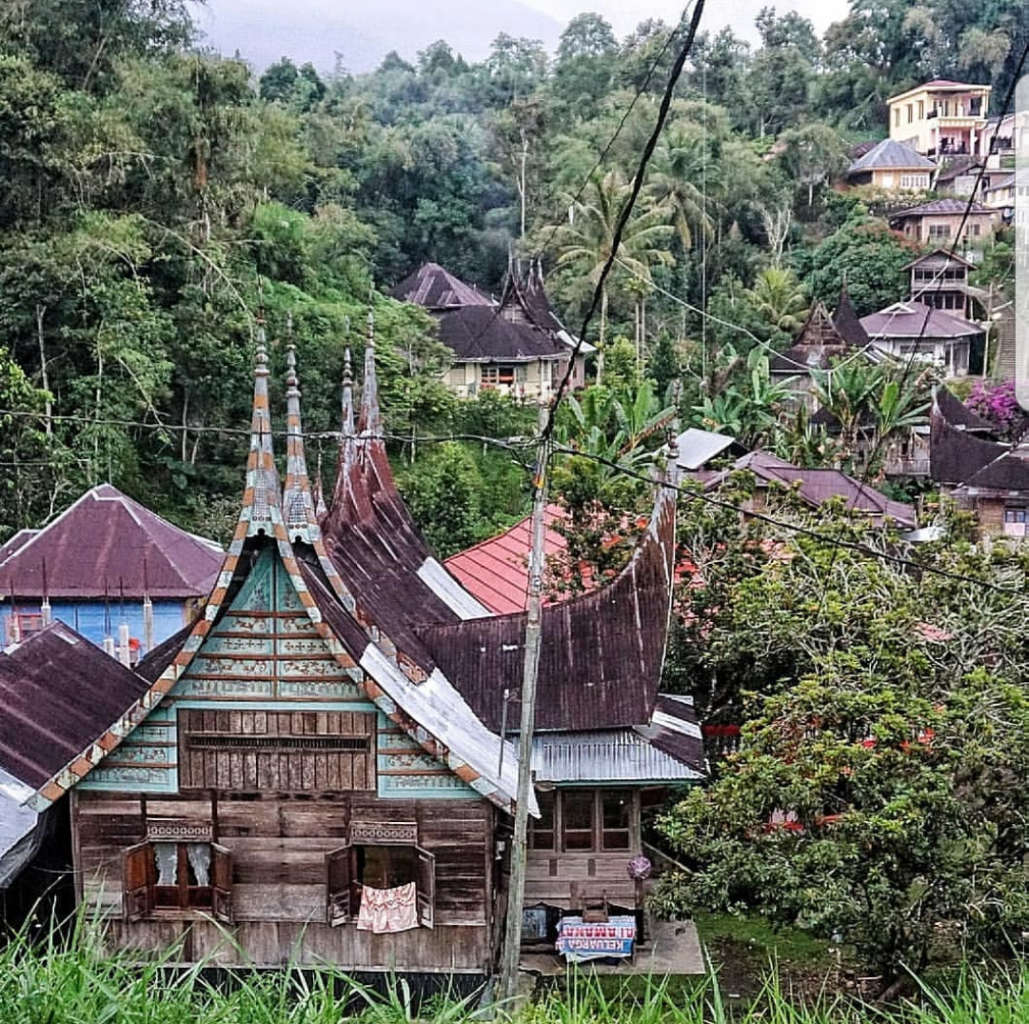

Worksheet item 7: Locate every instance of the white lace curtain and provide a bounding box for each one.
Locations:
[153,842,211,886]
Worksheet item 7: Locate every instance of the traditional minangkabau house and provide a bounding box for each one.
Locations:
[392,262,592,399]
[930,387,1029,539]
[769,290,871,412]
[0,485,223,657]
[6,321,700,974]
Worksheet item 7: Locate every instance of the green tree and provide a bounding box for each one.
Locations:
[552,169,674,352]
[655,501,1029,986]
[747,267,810,336]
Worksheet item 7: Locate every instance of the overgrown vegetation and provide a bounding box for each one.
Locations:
[1,916,1027,1023]
[0,0,1020,539]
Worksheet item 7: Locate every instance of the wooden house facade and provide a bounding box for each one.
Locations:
[6,321,698,975]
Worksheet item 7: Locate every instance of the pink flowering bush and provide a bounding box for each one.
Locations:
[967,378,1027,441]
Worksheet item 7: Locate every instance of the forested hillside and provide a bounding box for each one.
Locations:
[0,0,1023,544]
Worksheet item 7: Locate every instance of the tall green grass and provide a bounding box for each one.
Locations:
[0,912,1025,1024]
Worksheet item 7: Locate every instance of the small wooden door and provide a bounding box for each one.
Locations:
[211,843,233,923]
[325,844,353,927]
[415,846,435,930]
[123,842,155,922]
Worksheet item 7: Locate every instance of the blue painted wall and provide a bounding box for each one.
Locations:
[0,600,188,651]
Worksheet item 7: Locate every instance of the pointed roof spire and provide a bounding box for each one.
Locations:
[242,319,282,536]
[358,308,382,437]
[282,316,319,542]
[342,346,356,438]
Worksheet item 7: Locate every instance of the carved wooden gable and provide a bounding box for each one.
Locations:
[79,547,476,800]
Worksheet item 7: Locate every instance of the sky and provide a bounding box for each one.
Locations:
[189,0,853,75]
[517,0,850,42]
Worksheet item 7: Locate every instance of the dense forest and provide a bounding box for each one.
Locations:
[0,0,1024,546]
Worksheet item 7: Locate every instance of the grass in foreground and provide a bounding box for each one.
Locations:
[0,913,1026,1024]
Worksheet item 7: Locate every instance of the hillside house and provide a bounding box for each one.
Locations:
[904,249,977,317]
[931,388,1029,539]
[888,79,991,158]
[2,329,699,975]
[769,290,871,412]
[697,451,917,531]
[393,263,590,399]
[845,139,935,191]
[861,300,983,377]
[0,485,223,658]
[888,198,998,246]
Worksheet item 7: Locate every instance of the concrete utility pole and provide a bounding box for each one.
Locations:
[497,405,550,1006]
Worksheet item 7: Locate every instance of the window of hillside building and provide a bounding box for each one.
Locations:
[918,100,925,119]
[481,364,516,387]
[601,790,632,850]
[530,790,556,850]
[325,842,435,929]
[971,223,981,236]
[907,104,913,123]
[123,840,232,922]
[893,108,900,127]
[900,174,927,189]
[562,790,596,851]
[928,224,951,239]
[1004,508,1027,536]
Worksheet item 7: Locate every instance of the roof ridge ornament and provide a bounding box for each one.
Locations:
[244,319,281,535]
[282,314,320,543]
[358,308,382,438]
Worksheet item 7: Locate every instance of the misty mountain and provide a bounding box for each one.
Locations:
[189,0,565,75]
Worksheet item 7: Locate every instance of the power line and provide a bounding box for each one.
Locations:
[809,39,1029,615]
[543,0,707,440]
[551,445,1028,599]
[531,5,697,265]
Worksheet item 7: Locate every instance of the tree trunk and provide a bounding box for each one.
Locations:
[36,304,52,437]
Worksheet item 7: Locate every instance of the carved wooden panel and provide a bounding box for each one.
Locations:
[179,709,376,792]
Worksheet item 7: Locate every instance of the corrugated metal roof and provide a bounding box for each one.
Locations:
[391,263,492,309]
[0,622,150,789]
[444,505,569,615]
[420,481,678,733]
[0,484,223,599]
[675,429,736,471]
[861,301,983,340]
[0,765,37,884]
[533,728,702,783]
[847,139,935,174]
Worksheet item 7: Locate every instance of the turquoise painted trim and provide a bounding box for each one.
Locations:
[167,699,379,714]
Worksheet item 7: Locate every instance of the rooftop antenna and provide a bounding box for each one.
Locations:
[142,556,154,654]
[102,579,115,658]
[40,557,51,626]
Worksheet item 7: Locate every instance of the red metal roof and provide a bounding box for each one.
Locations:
[0,484,223,599]
[444,506,569,614]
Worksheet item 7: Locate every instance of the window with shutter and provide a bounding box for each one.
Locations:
[122,840,232,919]
[416,846,435,929]
[123,841,155,921]
[326,844,354,927]
[211,843,233,923]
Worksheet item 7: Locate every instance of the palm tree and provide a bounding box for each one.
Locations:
[646,126,716,249]
[553,169,674,355]
[748,267,810,336]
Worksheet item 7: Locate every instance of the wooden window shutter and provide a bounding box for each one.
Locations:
[415,846,435,930]
[211,843,233,923]
[123,841,155,922]
[325,844,353,927]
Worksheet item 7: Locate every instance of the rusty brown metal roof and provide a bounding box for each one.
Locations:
[391,262,492,310]
[0,622,149,789]
[0,484,223,599]
[418,480,678,733]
